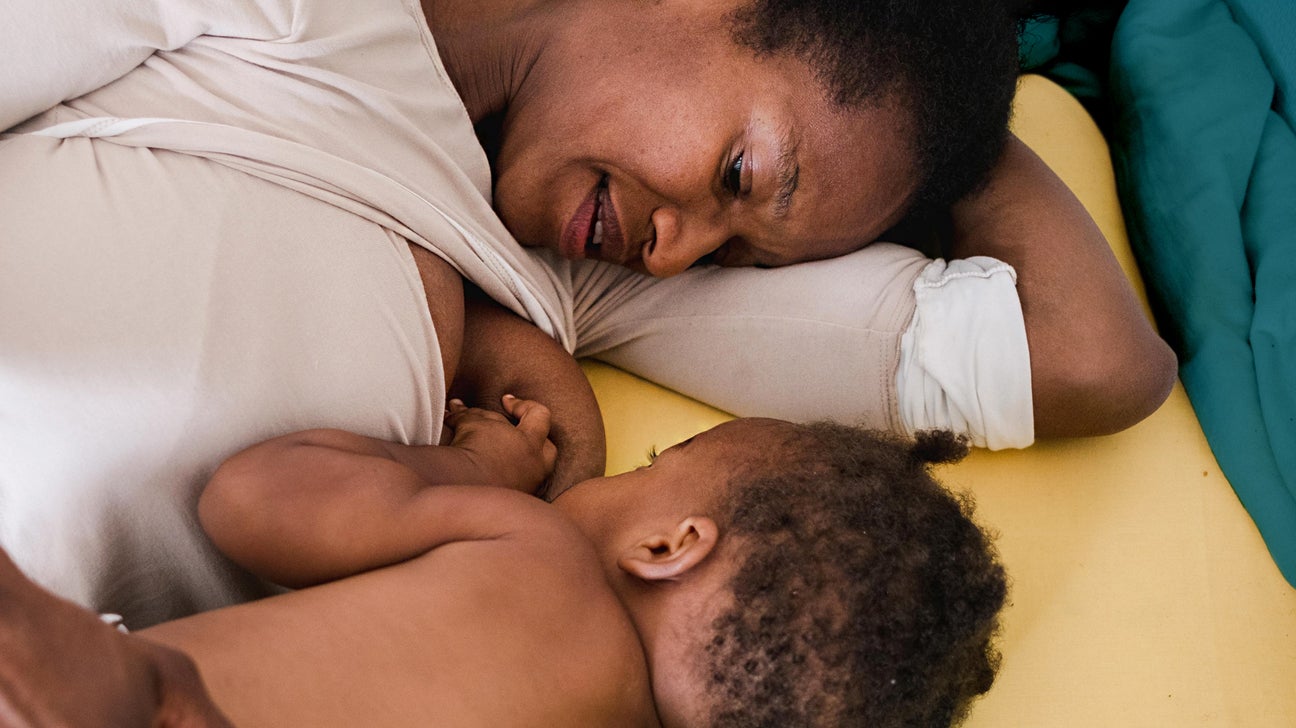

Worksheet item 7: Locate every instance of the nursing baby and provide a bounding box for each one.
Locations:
[3,384,1006,727]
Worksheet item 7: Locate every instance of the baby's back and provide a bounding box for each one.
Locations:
[143,506,656,727]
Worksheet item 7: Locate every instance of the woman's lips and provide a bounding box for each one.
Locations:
[560,183,600,260]
[590,181,627,263]
[560,177,627,264]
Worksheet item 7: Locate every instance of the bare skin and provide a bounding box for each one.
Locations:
[130,409,787,727]
[143,405,656,727]
[0,549,233,727]
[0,409,776,727]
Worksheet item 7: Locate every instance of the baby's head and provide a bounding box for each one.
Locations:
[554,418,1006,727]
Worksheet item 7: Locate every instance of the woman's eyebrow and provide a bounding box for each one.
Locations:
[773,131,800,220]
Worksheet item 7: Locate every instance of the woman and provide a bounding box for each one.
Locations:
[0,0,1170,625]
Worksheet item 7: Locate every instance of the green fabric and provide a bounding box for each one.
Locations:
[1019,3,1128,133]
[1110,0,1296,587]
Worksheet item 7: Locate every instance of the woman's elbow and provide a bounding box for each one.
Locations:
[1111,335,1179,428]
[1033,333,1178,438]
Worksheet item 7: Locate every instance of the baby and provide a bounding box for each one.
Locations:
[131,397,1007,726]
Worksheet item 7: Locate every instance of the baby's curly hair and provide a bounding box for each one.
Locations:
[705,424,1007,727]
[729,0,1025,216]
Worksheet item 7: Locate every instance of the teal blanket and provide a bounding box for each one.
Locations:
[1109,0,1296,586]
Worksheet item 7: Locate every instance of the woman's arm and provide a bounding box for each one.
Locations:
[199,401,556,589]
[948,135,1177,436]
[563,135,1173,445]
[0,548,232,727]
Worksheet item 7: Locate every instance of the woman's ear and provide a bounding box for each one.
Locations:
[617,517,719,582]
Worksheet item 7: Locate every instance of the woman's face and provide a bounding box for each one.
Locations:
[492,0,918,277]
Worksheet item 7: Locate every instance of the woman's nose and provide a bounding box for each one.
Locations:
[642,206,726,277]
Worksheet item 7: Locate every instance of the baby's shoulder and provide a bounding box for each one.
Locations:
[468,496,621,628]
[452,500,658,725]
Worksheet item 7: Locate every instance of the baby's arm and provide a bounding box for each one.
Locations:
[199,399,555,589]
[947,135,1177,436]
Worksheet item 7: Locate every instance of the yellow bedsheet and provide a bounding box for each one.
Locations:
[581,75,1296,726]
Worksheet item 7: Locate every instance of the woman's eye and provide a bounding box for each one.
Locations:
[725,152,744,196]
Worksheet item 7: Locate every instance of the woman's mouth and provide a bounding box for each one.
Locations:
[585,177,607,255]
[561,175,625,263]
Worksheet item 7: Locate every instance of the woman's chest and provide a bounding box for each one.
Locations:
[407,242,466,389]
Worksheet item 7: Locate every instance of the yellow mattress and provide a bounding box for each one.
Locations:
[581,75,1296,726]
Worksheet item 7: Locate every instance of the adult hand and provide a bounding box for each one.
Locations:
[0,549,233,728]
[443,395,557,494]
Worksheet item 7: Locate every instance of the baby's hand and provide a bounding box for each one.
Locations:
[443,395,557,494]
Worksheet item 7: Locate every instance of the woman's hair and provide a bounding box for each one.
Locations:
[729,0,1025,215]
[704,425,1007,727]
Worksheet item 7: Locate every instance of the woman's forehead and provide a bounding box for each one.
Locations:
[690,41,918,257]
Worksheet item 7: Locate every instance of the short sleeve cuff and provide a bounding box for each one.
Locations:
[896,257,1034,450]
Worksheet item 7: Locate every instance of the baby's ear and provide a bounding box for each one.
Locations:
[617,517,719,582]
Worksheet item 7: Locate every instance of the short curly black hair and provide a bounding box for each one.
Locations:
[704,424,1007,727]
[729,0,1025,216]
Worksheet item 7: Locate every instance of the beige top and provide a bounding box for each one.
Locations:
[4,0,573,343]
[1,0,534,624]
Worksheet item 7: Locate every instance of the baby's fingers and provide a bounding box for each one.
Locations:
[502,394,552,445]
[541,438,557,476]
[444,399,508,428]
